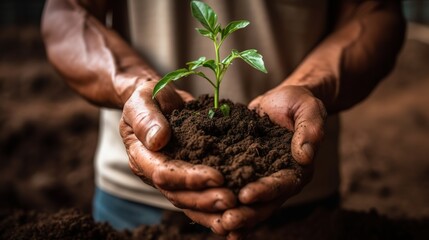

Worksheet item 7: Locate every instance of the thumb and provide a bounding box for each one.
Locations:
[291,98,326,166]
[248,95,263,113]
[122,84,173,151]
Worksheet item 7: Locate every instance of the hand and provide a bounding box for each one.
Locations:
[119,80,236,217]
[219,85,326,239]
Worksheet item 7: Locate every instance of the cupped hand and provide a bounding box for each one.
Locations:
[218,85,327,239]
[119,80,236,215]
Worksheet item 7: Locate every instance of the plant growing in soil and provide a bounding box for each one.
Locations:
[152,0,267,118]
[151,1,297,195]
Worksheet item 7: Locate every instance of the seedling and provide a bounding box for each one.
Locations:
[152,0,267,118]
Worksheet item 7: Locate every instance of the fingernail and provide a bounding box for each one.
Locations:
[302,143,314,160]
[146,125,160,145]
[214,200,228,210]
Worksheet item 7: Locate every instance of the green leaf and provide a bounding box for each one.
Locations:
[191,1,218,33]
[202,59,217,72]
[208,109,216,119]
[186,57,206,70]
[214,24,221,35]
[220,104,230,117]
[222,50,239,67]
[221,20,249,41]
[185,57,217,75]
[237,49,267,73]
[195,28,213,39]
[152,68,195,98]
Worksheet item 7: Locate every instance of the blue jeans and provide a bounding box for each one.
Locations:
[92,187,164,230]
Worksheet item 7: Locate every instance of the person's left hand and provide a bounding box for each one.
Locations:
[185,85,327,239]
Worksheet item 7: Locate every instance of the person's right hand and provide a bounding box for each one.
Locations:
[119,80,236,221]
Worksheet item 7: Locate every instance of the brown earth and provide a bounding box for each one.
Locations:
[2,207,429,240]
[162,95,298,194]
[1,23,429,239]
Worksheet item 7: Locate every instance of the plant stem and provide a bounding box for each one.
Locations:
[214,87,219,109]
[214,40,221,109]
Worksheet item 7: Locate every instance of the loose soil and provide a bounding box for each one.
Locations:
[162,95,299,193]
[2,207,429,240]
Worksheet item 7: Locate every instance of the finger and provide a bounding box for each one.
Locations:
[221,198,284,231]
[183,209,227,235]
[120,118,168,180]
[158,188,236,212]
[292,97,326,166]
[248,95,262,111]
[152,82,185,114]
[249,91,295,131]
[238,169,301,204]
[153,161,224,190]
[122,84,172,151]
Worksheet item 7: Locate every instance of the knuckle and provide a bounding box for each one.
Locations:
[152,165,170,187]
[309,97,327,119]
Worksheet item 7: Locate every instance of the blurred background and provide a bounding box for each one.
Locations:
[0,0,428,220]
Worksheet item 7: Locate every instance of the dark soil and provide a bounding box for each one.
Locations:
[162,95,299,194]
[0,208,217,240]
[0,26,98,213]
[2,207,429,240]
[0,209,124,240]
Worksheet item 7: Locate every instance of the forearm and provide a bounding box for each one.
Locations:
[42,0,159,108]
[283,0,406,113]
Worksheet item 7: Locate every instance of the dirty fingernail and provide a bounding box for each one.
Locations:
[146,125,160,145]
[302,143,314,161]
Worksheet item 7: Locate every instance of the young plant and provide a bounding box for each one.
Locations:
[152,0,267,118]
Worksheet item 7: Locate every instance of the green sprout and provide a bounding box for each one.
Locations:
[152,0,267,118]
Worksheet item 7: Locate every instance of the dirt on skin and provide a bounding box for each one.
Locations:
[162,95,299,194]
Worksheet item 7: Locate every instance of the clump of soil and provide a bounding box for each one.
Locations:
[162,95,300,193]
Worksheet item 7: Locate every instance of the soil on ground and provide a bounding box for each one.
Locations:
[1,207,429,240]
[163,95,298,194]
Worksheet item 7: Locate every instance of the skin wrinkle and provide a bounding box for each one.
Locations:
[293,67,338,106]
[120,121,154,186]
